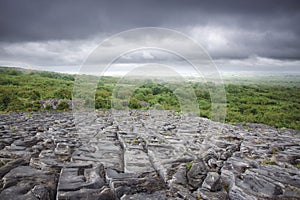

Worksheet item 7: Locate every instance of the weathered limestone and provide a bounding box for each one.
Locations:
[202,172,222,192]
[0,110,299,199]
[1,166,57,200]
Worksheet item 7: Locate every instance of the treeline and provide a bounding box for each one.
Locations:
[0,67,299,130]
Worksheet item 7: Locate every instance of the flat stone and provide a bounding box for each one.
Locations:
[1,166,56,199]
[13,137,40,147]
[106,168,138,181]
[0,184,39,200]
[124,149,155,173]
[110,171,165,198]
[237,170,283,197]
[57,166,105,192]
[229,185,257,200]
[195,188,228,200]
[121,191,166,200]
[0,110,300,199]
[57,168,86,191]
[57,187,116,200]
[0,158,28,178]
[6,144,26,151]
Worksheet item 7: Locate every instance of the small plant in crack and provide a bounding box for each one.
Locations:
[186,161,193,171]
[261,155,276,165]
[294,163,300,169]
[133,136,139,145]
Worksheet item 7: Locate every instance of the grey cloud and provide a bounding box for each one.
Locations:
[0,0,300,70]
[1,0,299,41]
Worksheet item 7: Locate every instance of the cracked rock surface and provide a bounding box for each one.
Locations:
[0,110,299,199]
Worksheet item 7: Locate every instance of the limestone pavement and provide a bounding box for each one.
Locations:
[0,110,299,199]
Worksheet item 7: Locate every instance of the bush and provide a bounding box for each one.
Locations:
[45,104,53,110]
[54,88,72,99]
[6,98,25,111]
[129,98,141,109]
[57,101,70,111]
[0,94,11,111]
[153,103,164,110]
[95,97,111,109]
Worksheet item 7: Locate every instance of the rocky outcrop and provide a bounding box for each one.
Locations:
[0,110,299,199]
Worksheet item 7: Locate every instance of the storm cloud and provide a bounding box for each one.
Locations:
[0,0,299,72]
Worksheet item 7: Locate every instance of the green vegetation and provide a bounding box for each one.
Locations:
[56,101,70,111]
[186,161,193,171]
[223,182,230,193]
[261,153,277,165]
[261,159,277,165]
[0,67,73,112]
[0,66,299,130]
[0,160,7,168]
[133,136,139,145]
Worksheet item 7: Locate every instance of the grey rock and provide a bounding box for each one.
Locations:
[0,184,39,200]
[170,163,187,185]
[109,170,165,198]
[1,166,56,199]
[57,187,115,200]
[207,158,218,169]
[220,151,232,160]
[31,184,52,200]
[57,166,105,192]
[121,191,166,200]
[124,149,154,173]
[187,159,208,189]
[238,170,283,196]
[195,188,228,200]
[0,110,299,199]
[6,144,26,151]
[13,137,40,147]
[229,185,257,200]
[0,158,28,178]
[202,172,222,192]
[166,183,196,199]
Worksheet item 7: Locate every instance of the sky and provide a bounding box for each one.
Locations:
[0,0,299,75]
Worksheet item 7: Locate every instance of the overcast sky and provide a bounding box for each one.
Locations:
[0,0,299,74]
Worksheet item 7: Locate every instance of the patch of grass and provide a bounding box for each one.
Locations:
[241,121,247,126]
[224,182,230,193]
[252,140,263,144]
[0,160,7,168]
[56,101,69,111]
[272,149,278,155]
[261,159,276,165]
[186,161,193,171]
[245,126,253,131]
[294,163,300,169]
[263,160,276,165]
[133,136,139,145]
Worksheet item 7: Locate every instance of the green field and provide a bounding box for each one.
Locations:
[0,66,299,130]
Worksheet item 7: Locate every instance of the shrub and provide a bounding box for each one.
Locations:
[57,101,70,111]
